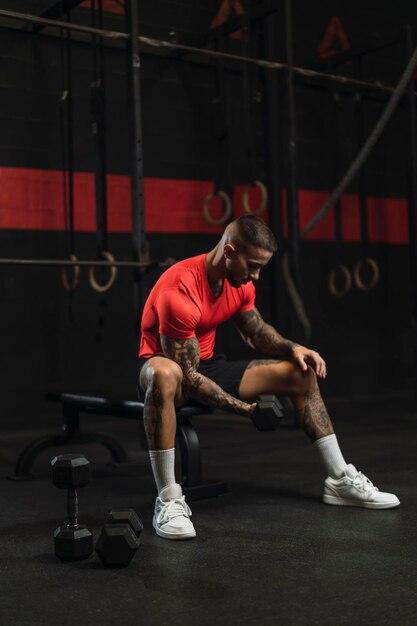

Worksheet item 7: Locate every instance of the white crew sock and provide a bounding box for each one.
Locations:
[314,434,347,479]
[149,448,176,494]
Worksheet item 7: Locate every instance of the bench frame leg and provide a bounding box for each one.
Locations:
[176,419,229,501]
[9,405,128,480]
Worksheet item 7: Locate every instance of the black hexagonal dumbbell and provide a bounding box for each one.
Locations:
[51,453,93,562]
[251,395,284,431]
[95,508,144,568]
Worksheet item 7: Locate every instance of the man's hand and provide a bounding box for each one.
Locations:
[292,345,327,379]
[234,309,327,378]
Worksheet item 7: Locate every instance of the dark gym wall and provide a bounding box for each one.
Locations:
[0,0,416,417]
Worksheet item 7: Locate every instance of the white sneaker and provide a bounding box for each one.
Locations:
[153,483,196,540]
[323,464,400,509]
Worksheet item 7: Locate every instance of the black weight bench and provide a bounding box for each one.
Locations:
[11,392,229,501]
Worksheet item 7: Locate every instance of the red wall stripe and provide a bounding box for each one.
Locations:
[340,194,409,243]
[367,196,408,244]
[282,188,409,243]
[298,189,336,240]
[282,189,340,241]
[0,167,409,244]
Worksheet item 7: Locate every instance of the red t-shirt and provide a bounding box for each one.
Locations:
[139,253,256,359]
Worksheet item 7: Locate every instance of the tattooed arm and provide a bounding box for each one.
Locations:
[235,308,299,357]
[234,308,327,378]
[160,334,255,415]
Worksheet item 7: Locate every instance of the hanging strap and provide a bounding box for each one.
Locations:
[90,0,108,257]
[59,4,79,301]
[353,58,380,291]
[328,89,352,298]
[88,0,117,343]
[203,31,233,225]
[240,10,268,215]
[89,0,118,295]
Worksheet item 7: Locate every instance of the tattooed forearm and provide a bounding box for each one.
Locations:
[185,371,252,416]
[253,324,300,356]
[160,335,252,416]
[296,388,334,442]
[235,308,299,357]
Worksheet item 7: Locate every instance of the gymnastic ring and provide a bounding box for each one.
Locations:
[61,254,80,293]
[242,180,268,215]
[203,190,233,225]
[88,250,118,294]
[328,264,352,298]
[353,257,380,291]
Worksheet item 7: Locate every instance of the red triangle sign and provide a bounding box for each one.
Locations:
[210,0,245,40]
[80,1,124,14]
[319,16,351,59]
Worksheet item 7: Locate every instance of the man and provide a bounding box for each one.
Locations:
[137,215,399,540]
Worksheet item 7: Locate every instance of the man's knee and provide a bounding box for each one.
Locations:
[286,362,317,393]
[146,360,183,398]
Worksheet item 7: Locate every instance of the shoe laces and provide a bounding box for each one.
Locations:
[349,471,379,497]
[156,496,192,525]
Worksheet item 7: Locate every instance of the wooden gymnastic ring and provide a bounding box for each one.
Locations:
[328,264,352,298]
[88,250,118,293]
[354,257,380,291]
[203,190,233,225]
[242,180,268,215]
[61,254,80,293]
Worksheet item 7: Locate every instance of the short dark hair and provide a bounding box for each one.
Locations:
[234,215,278,253]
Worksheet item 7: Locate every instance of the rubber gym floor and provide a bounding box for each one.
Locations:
[0,391,416,626]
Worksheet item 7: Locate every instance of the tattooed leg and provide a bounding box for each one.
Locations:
[295,387,334,442]
[239,359,335,441]
[143,384,179,449]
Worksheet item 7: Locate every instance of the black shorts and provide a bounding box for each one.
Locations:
[136,354,252,403]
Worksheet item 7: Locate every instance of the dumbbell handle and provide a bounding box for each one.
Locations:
[67,487,79,528]
[251,394,283,431]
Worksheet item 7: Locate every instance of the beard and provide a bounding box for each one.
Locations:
[226,272,247,288]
